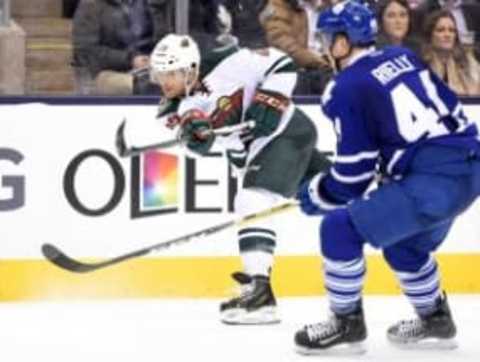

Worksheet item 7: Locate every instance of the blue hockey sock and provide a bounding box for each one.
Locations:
[394,256,441,316]
[323,256,366,315]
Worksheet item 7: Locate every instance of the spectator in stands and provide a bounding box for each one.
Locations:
[63,0,81,18]
[406,0,427,9]
[219,0,269,48]
[414,0,480,59]
[148,0,226,50]
[421,9,480,95]
[376,0,421,53]
[260,0,333,95]
[73,0,156,95]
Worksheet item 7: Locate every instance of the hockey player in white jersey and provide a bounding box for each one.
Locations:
[119,34,330,324]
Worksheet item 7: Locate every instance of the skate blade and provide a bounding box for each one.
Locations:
[221,306,280,325]
[388,336,458,350]
[295,342,366,356]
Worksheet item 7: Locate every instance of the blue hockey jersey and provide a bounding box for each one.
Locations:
[321,46,479,204]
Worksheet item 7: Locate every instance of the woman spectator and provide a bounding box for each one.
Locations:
[376,0,421,53]
[414,0,480,60]
[421,9,480,95]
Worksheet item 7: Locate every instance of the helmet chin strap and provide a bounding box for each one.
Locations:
[183,67,199,97]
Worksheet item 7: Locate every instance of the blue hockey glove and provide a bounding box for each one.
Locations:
[296,174,343,216]
[180,110,215,155]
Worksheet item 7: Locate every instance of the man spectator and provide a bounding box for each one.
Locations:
[148,0,226,50]
[219,0,269,48]
[63,0,81,18]
[73,0,156,95]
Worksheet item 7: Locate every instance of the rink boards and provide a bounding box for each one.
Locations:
[1,100,479,301]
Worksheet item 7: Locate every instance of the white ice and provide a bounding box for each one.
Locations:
[0,295,479,362]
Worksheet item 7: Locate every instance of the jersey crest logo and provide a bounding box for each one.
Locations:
[211,90,244,128]
[217,96,233,112]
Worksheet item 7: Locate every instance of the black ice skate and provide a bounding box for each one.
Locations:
[387,293,457,349]
[294,304,367,355]
[220,272,280,325]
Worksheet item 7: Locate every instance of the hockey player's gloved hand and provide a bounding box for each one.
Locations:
[247,103,281,138]
[245,90,289,138]
[180,110,215,155]
[296,174,343,216]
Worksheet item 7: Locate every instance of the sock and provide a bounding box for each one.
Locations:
[323,256,366,315]
[394,256,441,316]
[239,227,276,277]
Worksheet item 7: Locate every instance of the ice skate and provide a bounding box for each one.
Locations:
[294,304,367,355]
[220,272,280,325]
[387,293,457,350]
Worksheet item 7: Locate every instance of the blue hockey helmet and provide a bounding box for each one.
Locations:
[316,0,377,47]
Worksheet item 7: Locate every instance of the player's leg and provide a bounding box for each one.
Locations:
[243,107,326,197]
[220,187,283,325]
[294,208,368,355]
[383,223,458,349]
[221,108,324,325]
[346,159,476,349]
[294,163,466,354]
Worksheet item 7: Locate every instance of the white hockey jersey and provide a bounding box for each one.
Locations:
[124,45,297,159]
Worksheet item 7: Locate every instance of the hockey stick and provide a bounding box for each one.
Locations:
[116,120,256,157]
[41,201,298,273]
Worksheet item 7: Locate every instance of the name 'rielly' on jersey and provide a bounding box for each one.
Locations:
[320,46,478,204]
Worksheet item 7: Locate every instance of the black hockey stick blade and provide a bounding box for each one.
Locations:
[41,201,297,273]
[41,243,149,273]
[42,243,97,273]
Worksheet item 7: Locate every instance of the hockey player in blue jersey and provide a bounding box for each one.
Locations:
[294,0,480,355]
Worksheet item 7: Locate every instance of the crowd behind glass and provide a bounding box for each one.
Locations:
[2,0,480,96]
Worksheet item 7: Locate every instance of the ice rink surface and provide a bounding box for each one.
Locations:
[0,295,479,362]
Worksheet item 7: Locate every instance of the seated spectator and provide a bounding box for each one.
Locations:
[148,0,226,50]
[406,0,427,9]
[219,0,269,48]
[413,0,480,59]
[375,0,421,53]
[63,0,81,18]
[73,0,157,95]
[421,9,480,95]
[260,0,333,95]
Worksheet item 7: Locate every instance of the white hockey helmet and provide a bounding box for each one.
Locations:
[150,34,201,74]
